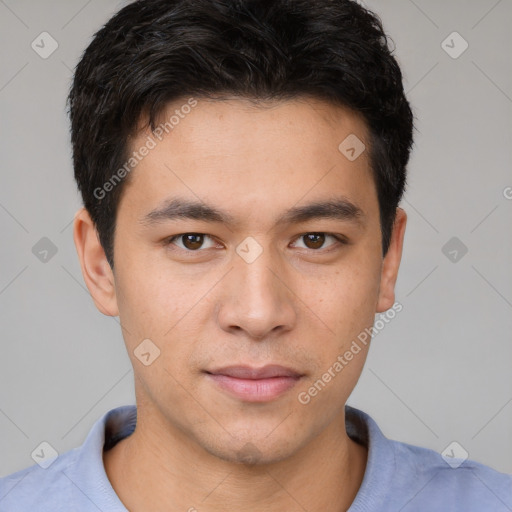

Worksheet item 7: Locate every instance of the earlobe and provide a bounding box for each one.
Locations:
[376,207,407,313]
[73,208,119,317]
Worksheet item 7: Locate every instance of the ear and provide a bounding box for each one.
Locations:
[73,208,119,316]
[376,207,407,313]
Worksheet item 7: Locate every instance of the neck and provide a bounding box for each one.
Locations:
[103,405,367,512]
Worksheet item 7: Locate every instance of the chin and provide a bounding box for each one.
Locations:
[198,430,298,466]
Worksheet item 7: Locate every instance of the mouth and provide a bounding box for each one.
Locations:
[204,365,304,402]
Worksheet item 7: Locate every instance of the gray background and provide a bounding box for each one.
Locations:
[0,0,511,477]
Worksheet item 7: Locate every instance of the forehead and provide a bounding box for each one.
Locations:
[119,97,378,227]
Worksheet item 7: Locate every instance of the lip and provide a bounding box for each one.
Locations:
[205,365,303,402]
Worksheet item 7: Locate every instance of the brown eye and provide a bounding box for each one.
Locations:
[302,233,326,249]
[291,232,346,252]
[181,233,204,250]
[166,233,218,252]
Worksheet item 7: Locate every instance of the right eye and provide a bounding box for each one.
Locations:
[165,233,219,251]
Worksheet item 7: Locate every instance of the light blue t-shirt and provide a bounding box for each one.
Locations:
[1,405,511,511]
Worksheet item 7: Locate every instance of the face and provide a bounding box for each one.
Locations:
[76,97,405,464]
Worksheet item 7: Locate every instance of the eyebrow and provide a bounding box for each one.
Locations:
[139,197,365,229]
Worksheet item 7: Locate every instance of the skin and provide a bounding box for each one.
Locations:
[74,96,407,512]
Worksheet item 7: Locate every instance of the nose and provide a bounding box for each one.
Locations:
[216,243,297,340]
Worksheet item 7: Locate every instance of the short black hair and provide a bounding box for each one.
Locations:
[68,0,413,269]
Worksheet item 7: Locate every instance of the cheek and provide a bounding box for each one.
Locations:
[294,265,379,414]
[113,259,185,347]
[114,257,218,373]
[305,257,382,345]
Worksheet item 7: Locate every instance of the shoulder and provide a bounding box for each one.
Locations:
[389,438,512,511]
[0,448,79,511]
[0,405,135,511]
[346,406,512,512]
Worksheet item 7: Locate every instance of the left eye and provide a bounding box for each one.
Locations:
[167,233,218,251]
[291,233,343,250]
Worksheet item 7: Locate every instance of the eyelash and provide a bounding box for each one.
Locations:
[164,233,348,253]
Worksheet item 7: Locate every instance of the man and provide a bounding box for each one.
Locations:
[1,0,510,510]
